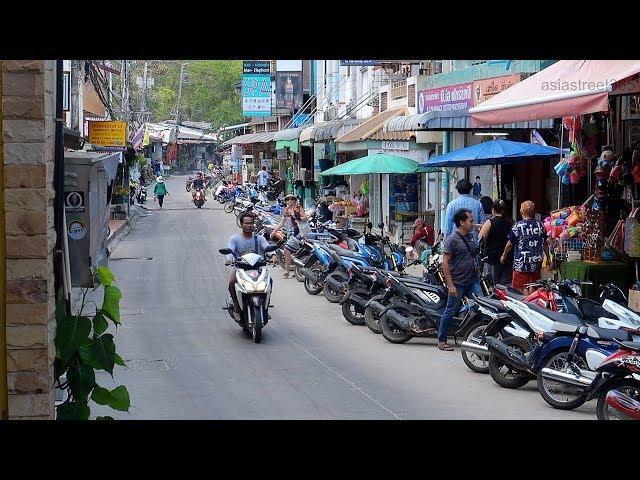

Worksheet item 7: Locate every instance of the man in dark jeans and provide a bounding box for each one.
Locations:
[439,208,483,351]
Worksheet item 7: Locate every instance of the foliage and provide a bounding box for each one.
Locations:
[146,60,244,128]
[54,267,130,420]
[113,185,130,197]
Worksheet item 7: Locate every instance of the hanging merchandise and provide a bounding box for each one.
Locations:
[625,207,640,257]
[360,179,369,196]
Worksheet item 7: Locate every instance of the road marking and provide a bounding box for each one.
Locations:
[276,330,403,420]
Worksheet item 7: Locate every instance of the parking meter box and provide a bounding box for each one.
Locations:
[64,151,119,287]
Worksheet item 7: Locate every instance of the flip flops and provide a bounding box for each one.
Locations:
[438,342,454,351]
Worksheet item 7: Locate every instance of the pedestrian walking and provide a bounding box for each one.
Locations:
[443,179,486,241]
[439,208,483,351]
[500,200,550,294]
[153,176,168,209]
[479,199,512,286]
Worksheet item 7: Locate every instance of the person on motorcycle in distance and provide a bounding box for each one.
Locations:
[270,194,307,278]
[192,171,206,202]
[226,211,272,316]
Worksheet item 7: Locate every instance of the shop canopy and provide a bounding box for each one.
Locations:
[421,139,564,168]
[469,60,640,127]
[320,152,435,176]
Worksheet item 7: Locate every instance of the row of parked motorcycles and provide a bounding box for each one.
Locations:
[336,249,640,420]
[217,188,640,419]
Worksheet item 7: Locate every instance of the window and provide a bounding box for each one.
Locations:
[390,80,407,100]
[408,84,416,107]
[380,92,388,112]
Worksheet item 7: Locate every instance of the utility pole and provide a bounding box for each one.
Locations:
[70,60,80,131]
[174,62,186,172]
[140,61,148,124]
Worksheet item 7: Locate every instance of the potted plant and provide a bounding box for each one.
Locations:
[111,185,130,205]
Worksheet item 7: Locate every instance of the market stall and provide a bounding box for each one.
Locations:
[319,152,433,233]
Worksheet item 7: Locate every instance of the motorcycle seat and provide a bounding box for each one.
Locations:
[495,284,526,301]
[476,297,511,313]
[327,244,363,259]
[620,341,640,351]
[526,303,584,326]
[587,325,631,341]
[398,276,436,288]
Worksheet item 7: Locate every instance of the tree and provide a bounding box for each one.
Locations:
[145,60,244,128]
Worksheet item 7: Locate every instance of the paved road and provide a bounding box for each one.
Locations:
[94,175,594,419]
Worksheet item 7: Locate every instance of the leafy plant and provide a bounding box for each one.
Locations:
[54,266,130,420]
[113,185,130,197]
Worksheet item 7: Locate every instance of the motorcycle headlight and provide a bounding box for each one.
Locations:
[255,281,268,292]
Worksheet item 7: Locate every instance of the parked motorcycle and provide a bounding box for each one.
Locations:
[218,244,278,343]
[136,185,147,204]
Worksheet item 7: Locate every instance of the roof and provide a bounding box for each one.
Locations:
[221,131,275,146]
[385,111,553,131]
[335,107,407,143]
[299,122,327,143]
[314,118,363,141]
[369,130,415,141]
[273,126,306,142]
[469,60,640,126]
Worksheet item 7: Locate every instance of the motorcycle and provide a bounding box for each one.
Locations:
[218,244,279,344]
[193,188,206,208]
[186,176,194,192]
[136,184,147,204]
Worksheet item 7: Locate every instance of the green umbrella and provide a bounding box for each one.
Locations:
[319,152,435,176]
[319,152,437,232]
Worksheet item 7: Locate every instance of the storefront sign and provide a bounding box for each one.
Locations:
[380,141,410,151]
[276,71,303,109]
[88,121,127,147]
[242,61,272,117]
[417,82,473,115]
[472,74,522,105]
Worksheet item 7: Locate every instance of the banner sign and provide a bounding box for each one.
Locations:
[417,82,473,115]
[276,71,303,109]
[242,60,272,117]
[88,121,127,147]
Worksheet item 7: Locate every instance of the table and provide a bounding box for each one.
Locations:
[560,260,634,301]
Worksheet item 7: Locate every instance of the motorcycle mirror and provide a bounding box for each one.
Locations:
[378,222,384,230]
[219,248,232,255]
[366,222,373,229]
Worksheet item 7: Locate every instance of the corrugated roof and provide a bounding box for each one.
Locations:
[369,130,416,141]
[385,111,554,131]
[335,107,407,143]
[221,131,275,146]
[299,122,327,143]
[273,126,306,142]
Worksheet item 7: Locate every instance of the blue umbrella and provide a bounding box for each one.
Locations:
[421,139,565,167]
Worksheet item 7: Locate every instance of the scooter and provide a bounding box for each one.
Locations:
[136,185,147,204]
[218,244,278,344]
[193,188,206,208]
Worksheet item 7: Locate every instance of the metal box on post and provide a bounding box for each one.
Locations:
[64,151,120,287]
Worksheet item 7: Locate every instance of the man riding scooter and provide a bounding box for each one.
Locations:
[191,171,206,203]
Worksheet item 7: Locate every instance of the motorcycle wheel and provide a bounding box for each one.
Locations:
[341,289,370,326]
[380,306,413,344]
[294,256,310,282]
[596,379,640,420]
[537,349,590,410]
[461,320,492,374]
[323,271,350,303]
[364,297,384,334]
[488,336,533,389]
[224,202,235,214]
[249,303,263,344]
[304,266,324,295]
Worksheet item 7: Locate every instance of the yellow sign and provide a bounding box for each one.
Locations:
[88,121,127,147]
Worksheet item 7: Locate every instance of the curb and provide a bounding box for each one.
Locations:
[107,206,143,253]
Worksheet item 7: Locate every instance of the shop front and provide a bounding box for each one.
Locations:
[469,60,640,301]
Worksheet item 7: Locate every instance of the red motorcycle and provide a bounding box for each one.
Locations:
[493,281,561,310]
[193,188,206,208]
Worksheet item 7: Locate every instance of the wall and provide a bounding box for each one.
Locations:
[3,60,57,419]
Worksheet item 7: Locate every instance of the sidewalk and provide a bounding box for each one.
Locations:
[106,204,143,251]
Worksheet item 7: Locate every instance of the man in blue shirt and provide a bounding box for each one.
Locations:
[472,176,482,199]
[444,179,485,241]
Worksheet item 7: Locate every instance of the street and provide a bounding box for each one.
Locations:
[94,175,594,419]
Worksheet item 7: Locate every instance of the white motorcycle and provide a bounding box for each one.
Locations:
[219,244,278,343]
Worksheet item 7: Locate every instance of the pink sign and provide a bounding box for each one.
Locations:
[417,82,473,115]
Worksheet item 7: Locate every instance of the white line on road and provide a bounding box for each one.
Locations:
[275,330,403,420]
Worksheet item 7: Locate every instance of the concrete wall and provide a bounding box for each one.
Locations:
[2,60,57,419]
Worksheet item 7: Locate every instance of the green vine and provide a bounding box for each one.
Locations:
[54,267,130,420]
